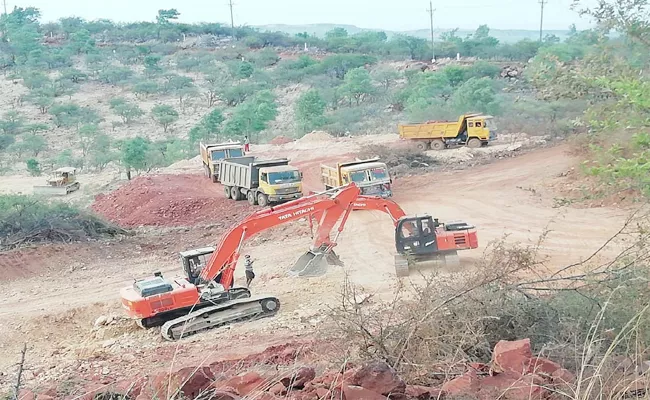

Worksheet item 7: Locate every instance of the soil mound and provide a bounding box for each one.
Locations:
[297,131,334,143]
[270,135,294,145]
[92,175,252,228]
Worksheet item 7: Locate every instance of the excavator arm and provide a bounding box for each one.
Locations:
[199,183,361,289]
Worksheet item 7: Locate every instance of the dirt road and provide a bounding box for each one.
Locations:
[0,143,630,387]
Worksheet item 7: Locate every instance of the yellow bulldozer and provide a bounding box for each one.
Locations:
[33,167,81,196]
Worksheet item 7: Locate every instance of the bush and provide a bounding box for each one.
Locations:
[151,104,179,132]
[0,195,127,250]
[26,158,40,176]
[98,66,134,85]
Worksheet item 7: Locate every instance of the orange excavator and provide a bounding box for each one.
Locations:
[120,183,478,340]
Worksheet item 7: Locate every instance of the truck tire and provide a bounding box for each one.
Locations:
[257,193,269,207]
[224,186,232,199]
[431,139,445,151]
[231,186,243,201]
[247,191,258,206]
[467,138,481,148]
[416,141,429,151]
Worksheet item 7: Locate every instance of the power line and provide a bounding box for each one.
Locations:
[228,0,236,41]
[539,0,547,42]
[427,1,436,62]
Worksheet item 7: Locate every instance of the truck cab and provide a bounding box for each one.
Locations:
[322,158,392,198]
[464,114,497,144]
[200,141,245,183]
[259,165,304,204]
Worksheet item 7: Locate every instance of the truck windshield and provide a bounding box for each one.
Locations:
[268,170,301,184]
[229,149,243,157]
[350,171,368,183]
[371,168,388,180]
[211,150,226,161]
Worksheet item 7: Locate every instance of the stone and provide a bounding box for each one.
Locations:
[150,366,215,399]
[17,390,35,400]
[479,373,548,400]
[269,382,287,396]
[342,384,387,400]
[280,366,317,389]
[441,370,480,397]
[405,385,445,399]
[351,361,406,396]
[526,357,562,376]
[219,371,267,395]
[94,316,108,327]
[491,339,532,376]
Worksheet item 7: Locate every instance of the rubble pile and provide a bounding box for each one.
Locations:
[20,339,586,400]
[501,65,524,80]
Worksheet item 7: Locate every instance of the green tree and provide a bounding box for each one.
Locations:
[26,158,40,176]
[24,123,49,135]
[89,134,115,171]
[151,104,179,132]
[372,66,400,92]
[0,134,15,150]
[78,124,99,156]
[0,111,24,135]
[22,134,48,157]
[237,62,254,79]
[98,67,134,85]
[50,103,101,129]
[109,98,144,124]
[451,77,501,115]
[156,9,180,25]
[295,90,327,131]
[339,67,375,106]
[27,89,55,114]
[200,108,225,140]
[59,68,89,84]
[133,81,160,98]
[224,90,278,141]
[393,34,430,60]
[67,29,96,54]
[121,136,151,179]
[144,54,163,76]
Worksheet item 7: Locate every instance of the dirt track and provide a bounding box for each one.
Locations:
[0,141,630,389]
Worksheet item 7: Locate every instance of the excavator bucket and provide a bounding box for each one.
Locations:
[289,249,343,277]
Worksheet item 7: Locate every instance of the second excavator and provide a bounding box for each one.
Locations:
[120,183,478,340]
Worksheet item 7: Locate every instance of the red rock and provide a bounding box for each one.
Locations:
[468,362,490,374]
[281,366,317,389]
[315,387,331,399]
[441,370,480,396]
[207,390,241,400]
[150,366,214,399]
[269,382,287,396]
[290,392,319,400]
[315,386,345,399]
[527,357,562,376]
[351,361,405,396]
[405,385,444,399]
[491,339,532,375]
[219,371,268,395]
[343,384,386,400]
[479,373,548,400]
[17,391,34,400]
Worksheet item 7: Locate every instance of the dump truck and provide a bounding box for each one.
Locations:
[321,158,392,198]
[33,167,81,196]
[219,156,303,207]
[200,141,245,183]
[398,113,497,150]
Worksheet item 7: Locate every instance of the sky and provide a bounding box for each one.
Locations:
[6,0,593,31]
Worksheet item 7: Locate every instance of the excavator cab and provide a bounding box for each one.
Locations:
[395,216,439,256]
[179,247,215,285]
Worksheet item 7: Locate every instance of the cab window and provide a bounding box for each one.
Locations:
[475,122,482,127]
[228,149,243,157]
[400,221,417,238]
[468,122,474,128]
[422,219,432,234]
[261,173,268,183]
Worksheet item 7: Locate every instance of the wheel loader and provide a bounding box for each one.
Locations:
[33,167,81,196]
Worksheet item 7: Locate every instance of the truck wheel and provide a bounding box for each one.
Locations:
[467,138,481,148]
[247,191,258,206]
[224,186,232,199]
[431,139,445,151]
[257,193,269,207]
[416,141,429,151]
[231,186,242,201]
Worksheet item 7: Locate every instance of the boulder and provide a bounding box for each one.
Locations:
[342,384,387,400]
[351,361,405,396]
[149,366,214,399]
[527,357,562,376]
[491,339,532,375]
[405,385,445,399]
[280,366,317,389]
[219,371,268,395]
[440,370,480,397]
[479,373,548,400]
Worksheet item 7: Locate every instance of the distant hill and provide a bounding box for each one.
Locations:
[254,23,571,43]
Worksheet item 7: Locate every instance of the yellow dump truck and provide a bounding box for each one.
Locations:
[321,158,392,198]
[398,113,497,150]
[220,156,303,207]
[200,141,245,183]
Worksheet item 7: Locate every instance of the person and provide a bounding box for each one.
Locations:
[244,255,255,287]
[244,136,250,152]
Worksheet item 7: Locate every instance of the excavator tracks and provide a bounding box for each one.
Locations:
[160,295,280,341]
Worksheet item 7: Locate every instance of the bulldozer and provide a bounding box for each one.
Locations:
[33,167,81,196]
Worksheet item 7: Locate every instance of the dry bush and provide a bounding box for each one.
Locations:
[329,208,650,391]
[358,144,437,177]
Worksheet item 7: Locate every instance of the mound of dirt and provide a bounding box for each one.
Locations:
[92,175,252,228]
[270,135,294,145]
[297,131,334,143]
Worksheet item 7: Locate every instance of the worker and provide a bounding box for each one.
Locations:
[244,255,255,287]
[244,136,250,152]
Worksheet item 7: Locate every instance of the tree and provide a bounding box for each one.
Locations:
[393,34,430,60]
[24,123,48,135]
[372,66,400,92]
[98,67,134,85]
[89,134,115,171]
[224,90,278,141]
[59,68,88,84]
[295,90,327,131]
[133,81,159,98]
[78,124,99,156]
[200,108,225,140]
[67,29,96,54]
[27,90,54,114]
[156,9,180,25]
[0,111,24,135]
[109,98,144,124]
[21,134,47,157]
[26,158,40,176]
[151,104,179,132]
[237,62,254,79]
[572,0,650,46]
[339,67,375,106]
[121,136,151,179]
[50,103,101,129]
[144,55,163,76]
[451,77,501,115]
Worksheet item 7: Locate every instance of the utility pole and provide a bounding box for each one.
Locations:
[539,0,547,42]
[228,0,236,41]
[3,0,7,16]
[427,1,435,62]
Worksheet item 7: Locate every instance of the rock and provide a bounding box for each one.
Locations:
[342,384,386,400]
[491,339,532,375]
[352,361,405,396]
[122,353,137,363]
[479,373,548,400]
[206,390,241,400]
[149,366,215,399]
[269,382,287,396]
[101,367,110,375]
[219,371,267,395]
[405,385,444,399]
[441,370,480,396]
[102,339,116,348]
[280,366,316,389]
[94,315,108,327]
[526,357,562,376]
[17,390,35,400]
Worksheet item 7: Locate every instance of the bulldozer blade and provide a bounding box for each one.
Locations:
[289,251,329,277]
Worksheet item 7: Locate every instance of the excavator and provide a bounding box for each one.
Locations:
[120,183,478,340]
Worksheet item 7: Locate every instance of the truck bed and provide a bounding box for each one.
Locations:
[398,121,461,139]
[320,165,340,188]
[219,157,290,190]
